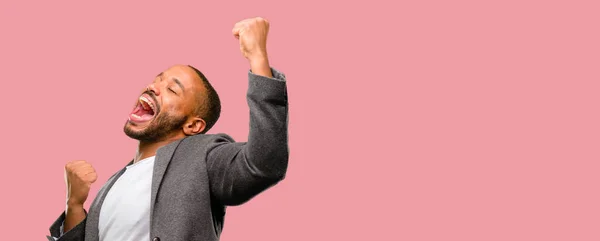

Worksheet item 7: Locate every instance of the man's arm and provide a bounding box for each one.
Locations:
[47,160,97,240]
[206,17,289,206]
[64,204,86,233]
[248,52,273,78]
[47,211,87,241]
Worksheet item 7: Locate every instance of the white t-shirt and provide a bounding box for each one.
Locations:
[98,156,155,241]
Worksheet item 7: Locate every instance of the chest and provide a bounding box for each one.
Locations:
[98,158,155,240]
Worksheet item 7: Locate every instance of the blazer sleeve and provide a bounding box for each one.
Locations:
[206,67,289,206]
[46,211,86,241]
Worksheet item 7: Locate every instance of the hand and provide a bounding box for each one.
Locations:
[64,160,97,206]
[232,17,270,61]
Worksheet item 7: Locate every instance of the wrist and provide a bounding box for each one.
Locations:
[248,53,272,78]
[66,199,84,208]
[247,49,268,62]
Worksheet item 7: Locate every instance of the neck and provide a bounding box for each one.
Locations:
[134,135,182,163]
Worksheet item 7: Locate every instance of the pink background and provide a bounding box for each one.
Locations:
[0,0,598,240]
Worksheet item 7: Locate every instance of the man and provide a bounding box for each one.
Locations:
[47,17,288,241]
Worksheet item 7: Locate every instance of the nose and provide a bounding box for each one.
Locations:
[147,83,160,96]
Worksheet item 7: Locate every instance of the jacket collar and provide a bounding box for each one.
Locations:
[150,138,183,224]
[84,138,183,241]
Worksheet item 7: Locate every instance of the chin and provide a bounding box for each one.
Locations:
[124,121,149,140]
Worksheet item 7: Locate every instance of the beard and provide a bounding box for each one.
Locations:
[124,111,187,142]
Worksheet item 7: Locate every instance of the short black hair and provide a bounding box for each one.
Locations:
[187,65,221,134]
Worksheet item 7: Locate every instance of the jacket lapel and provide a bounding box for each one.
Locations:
[85,162,131,241]
[150,139,182,225]
[84,139,181,241]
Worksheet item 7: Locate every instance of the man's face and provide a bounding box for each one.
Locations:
[124,65,205,142]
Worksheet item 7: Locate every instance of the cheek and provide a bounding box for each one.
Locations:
[177,96,198,114]
[161,99,188,116]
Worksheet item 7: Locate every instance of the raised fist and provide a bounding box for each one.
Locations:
[64,160,97,206]
[232,17,270,60]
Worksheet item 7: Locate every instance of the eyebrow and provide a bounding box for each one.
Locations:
[172,78,185,92]
[156,72,185,92]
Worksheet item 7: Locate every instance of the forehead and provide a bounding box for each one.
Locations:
[159,65,206,93]
[160,65,199,84]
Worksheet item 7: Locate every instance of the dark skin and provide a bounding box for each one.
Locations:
[64,65,210,232]
[64,62,272,233]
[126,64,209,163]
[63,17,274,234]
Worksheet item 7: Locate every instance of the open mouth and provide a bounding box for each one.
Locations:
[129,94,157,123]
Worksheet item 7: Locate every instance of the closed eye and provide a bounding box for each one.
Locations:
[168,88,177,94]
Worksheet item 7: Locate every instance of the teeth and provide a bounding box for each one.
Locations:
[131,113,141,118]
[139,96,155,112]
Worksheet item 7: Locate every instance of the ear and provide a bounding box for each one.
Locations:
[183,117,207,136]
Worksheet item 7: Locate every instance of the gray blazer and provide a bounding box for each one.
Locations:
[47,68,289,241]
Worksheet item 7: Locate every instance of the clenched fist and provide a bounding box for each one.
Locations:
[232,17,270,60]
[64,160,97,206]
